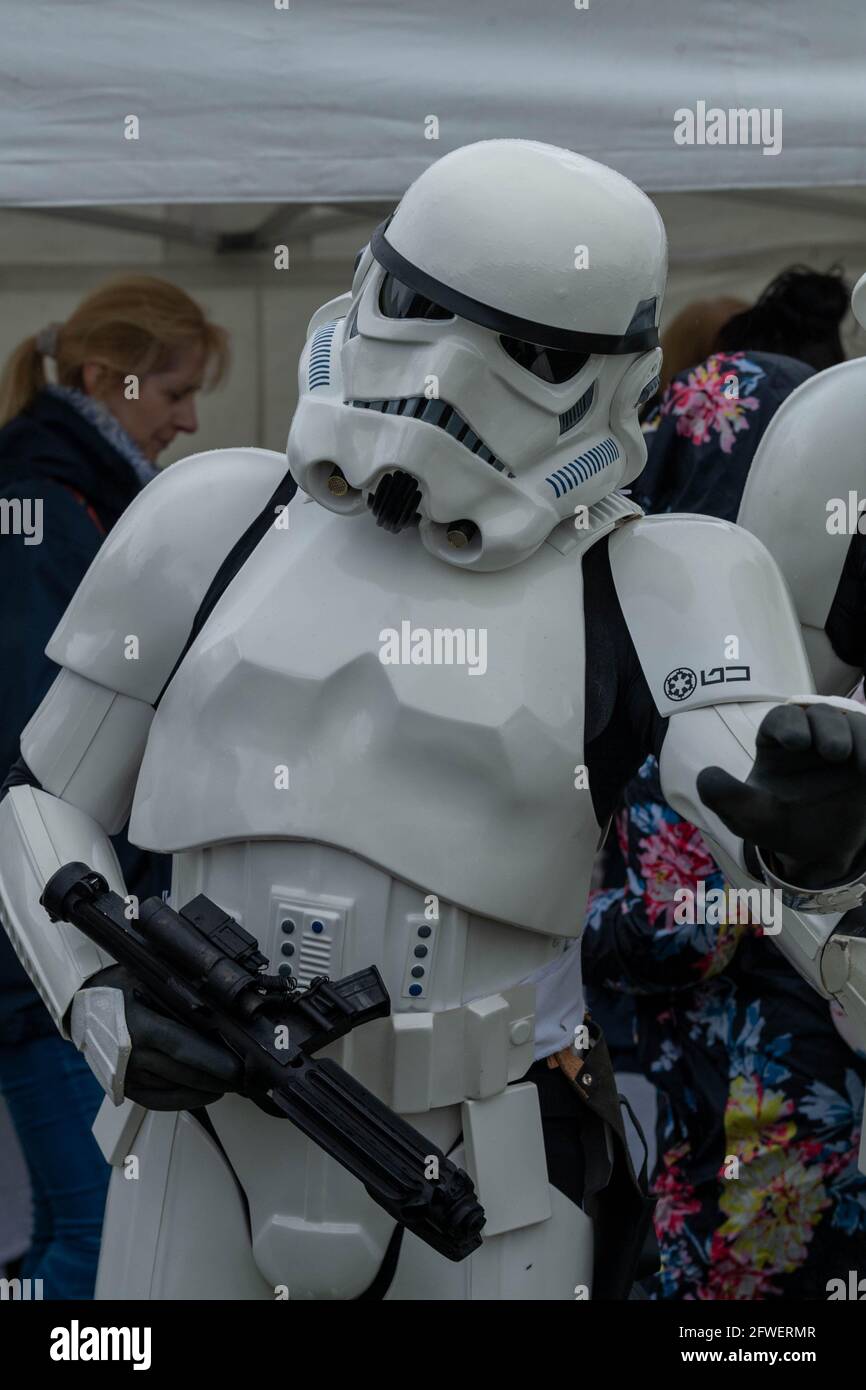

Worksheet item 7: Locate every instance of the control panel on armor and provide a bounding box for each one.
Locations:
[268,893,350,987]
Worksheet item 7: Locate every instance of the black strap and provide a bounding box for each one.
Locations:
[0,753,42,803]
[371,221,660,356]
[188,1107,253,1243]
[554,1025,658,1299]
[354,1224,405,1301]
[618,1090,650,1192]
[155,468,297,709]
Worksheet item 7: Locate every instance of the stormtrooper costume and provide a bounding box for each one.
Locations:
[3,142,866,1301]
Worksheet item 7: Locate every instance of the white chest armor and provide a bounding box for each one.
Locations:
[131,494,606,958]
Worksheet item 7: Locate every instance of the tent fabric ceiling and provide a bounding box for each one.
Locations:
[1,0,865,210]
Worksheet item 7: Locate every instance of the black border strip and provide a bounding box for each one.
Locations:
[155,468,298,709]
[370,221,658,356]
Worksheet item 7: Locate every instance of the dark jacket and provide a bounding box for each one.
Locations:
[0,390,169,1043]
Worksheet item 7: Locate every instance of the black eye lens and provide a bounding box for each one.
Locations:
[500,336,590,384]
[379,271,453,321]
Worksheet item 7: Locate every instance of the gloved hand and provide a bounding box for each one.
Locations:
[697,702,866,890]
[82,963,244,1111]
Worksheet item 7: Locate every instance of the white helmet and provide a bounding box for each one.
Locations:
[288,139,667,570]
[737,274,866,698]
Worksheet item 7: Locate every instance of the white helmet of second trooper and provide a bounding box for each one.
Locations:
[737,270,866,697]
[289,139,667,571]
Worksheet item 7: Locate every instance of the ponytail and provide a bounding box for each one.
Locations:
[0,335,50,425]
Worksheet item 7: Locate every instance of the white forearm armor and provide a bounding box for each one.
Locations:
[0,668,151,1035]
[659,697,866,1042]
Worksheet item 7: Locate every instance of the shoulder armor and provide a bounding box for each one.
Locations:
[608,513,814,718]
[737,357,866,630]
[46,448,288,704]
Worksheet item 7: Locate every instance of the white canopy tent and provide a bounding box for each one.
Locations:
[3,0,866,207]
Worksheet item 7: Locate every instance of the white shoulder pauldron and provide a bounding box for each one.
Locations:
[44,447,288,704]
[608,513,815,717]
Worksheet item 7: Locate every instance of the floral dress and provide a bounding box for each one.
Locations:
[633,349,812,521]
[584,756,866,1300]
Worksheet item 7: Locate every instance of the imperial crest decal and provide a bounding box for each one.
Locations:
[663,667,697,701]
[664,664,752,702]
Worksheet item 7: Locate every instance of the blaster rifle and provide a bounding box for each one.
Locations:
[40,861,485,1262]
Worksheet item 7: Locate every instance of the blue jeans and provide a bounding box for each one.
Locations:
[0,1029,109,1299]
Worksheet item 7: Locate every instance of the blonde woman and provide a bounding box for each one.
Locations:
[0,275,227,1298]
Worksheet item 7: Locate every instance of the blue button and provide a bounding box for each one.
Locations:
[409,984,423,997]
[311,920,325,934]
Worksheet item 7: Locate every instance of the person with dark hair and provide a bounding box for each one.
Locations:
[715,264,849,374]
[585,270,866,1299]
[647,265,848,418]
[635,265,849,518]
[0,275,228,1299]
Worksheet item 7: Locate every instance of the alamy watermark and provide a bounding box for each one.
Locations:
[674,882,782,934]
[1,1277,43,1300]
[674,101,782,157]
[379,621,487,676]
[0,497,42,545]
[49,1320,151,1369]
[827,492,866,534]
[827,1270,866,1299]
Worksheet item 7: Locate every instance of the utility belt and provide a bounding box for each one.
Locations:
[541,1015,656,1300]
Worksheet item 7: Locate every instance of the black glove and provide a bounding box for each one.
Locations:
[697,702,866,890]
[87,964,244,1111]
